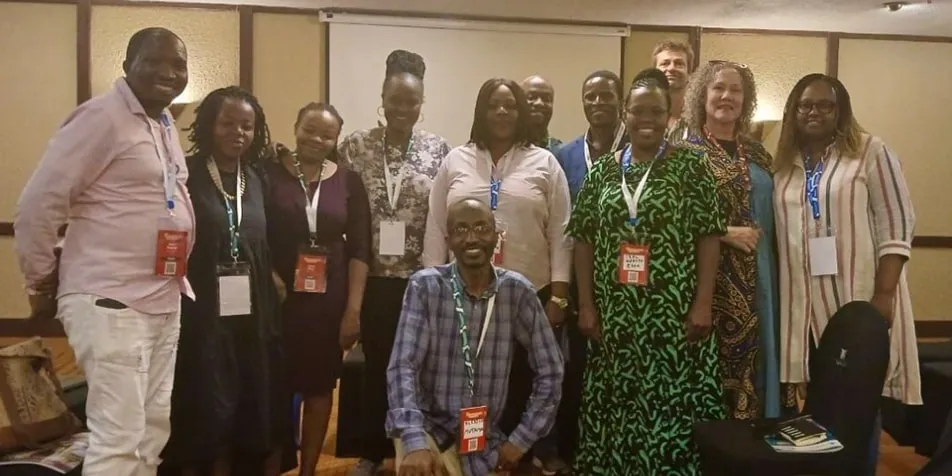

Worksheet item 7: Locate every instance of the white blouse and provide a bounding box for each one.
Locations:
[422,143,573,290]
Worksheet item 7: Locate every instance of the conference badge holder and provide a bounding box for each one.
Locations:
[217,261,252,317]
[294,241,328,294]
[493,219,506,266]
[809,224,838,277]
[458,405,488,454]
[155,217,188,278]
[618,228,649,287]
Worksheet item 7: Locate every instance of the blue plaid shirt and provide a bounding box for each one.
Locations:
[386,264,564,475]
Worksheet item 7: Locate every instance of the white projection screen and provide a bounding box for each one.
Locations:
[325,13,627,147]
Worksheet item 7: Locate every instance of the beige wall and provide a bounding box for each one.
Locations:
[623,30,691,90]
[252,12,325,147]
[698,32,827,155]
[0,2,77,318]
[838,38,952,321]
[0,2,950,323]
[90,4,241,151]
[0,2,77,219]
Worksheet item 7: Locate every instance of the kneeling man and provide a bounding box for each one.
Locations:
[386,198,564,476]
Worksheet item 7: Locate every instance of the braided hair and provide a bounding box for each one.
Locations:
[383,49,426,88]
[186,86,271,164]
[627,68,671,109]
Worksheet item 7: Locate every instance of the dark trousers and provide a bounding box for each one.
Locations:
[357,276,408,463]
[500,286,588,461]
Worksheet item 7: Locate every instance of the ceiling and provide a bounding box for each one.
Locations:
[150,0,952,36]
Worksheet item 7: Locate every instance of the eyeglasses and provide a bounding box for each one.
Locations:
[708,59,749,69]
[450,222,494,238]
[796,100,836,115]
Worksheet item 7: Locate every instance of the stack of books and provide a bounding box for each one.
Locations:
[765,415,844,454]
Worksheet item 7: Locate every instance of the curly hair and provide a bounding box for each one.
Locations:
[774,73,866,171]
[186,86,271,164]
[682,61,758,137]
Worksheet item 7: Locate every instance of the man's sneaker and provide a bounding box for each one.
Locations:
[532,455,572,475]
[348,458,379,476]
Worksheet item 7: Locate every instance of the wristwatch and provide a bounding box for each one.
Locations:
[549,296,569,310]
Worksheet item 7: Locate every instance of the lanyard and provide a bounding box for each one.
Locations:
[584,122,626,171]
[382,131,414,213]
[804,157,825,222]
[292,156,325,245]
[206,159,244,263]
[450,265,497,397]
[619,142,667,226]
[151,114,178,214]
[488,149,515,211]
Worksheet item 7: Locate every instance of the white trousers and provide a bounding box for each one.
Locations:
[58,294,180,476]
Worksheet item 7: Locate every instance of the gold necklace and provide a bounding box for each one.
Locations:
[206,158,246,200]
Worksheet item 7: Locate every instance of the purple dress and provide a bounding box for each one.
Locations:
[265,160,371,396]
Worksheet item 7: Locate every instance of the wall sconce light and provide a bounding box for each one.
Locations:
[883,2,908,11]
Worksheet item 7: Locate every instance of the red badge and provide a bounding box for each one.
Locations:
[492,232,505,266]
[155,229,188,277]
[294,253,327,293]
[458,405,488,454]
[618,242,649,286]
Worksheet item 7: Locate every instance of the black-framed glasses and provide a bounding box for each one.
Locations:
[796,100,836,115]
[708,59,750,69]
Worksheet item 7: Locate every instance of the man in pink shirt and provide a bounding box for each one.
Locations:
[14,27,195,476]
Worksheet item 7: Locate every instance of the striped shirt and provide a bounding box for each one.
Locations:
[774,133,921,404]
[386,264,564,475]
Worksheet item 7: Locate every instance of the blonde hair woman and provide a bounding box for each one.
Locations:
[673,60,781,420]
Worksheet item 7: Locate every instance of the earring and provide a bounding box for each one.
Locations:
[377,106,385,117]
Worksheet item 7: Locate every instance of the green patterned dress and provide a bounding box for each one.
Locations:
[567,145,727,475]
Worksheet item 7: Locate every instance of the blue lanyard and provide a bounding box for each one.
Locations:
[488,150,514,211]
[804,159,825,222]
[158,115,177,212]
[489,176,500,211]
[620,141,667,172]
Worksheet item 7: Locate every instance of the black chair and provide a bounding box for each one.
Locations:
[914,362,952,457]
[693,300,890,475]
[917,400,952,475]
[882,339,952,446]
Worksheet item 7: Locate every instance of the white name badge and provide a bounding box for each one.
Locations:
[218,272,252,316]
[379,220,407,256]
[808,236,838,277]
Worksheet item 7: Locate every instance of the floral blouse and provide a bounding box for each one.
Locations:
[339,126,451,278]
